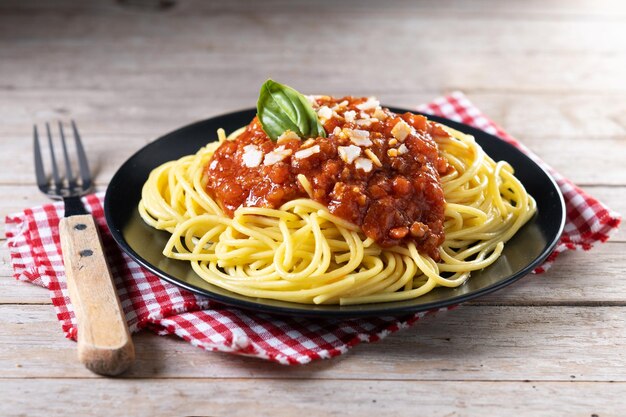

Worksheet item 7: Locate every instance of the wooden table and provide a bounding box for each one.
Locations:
[1,1,625,415]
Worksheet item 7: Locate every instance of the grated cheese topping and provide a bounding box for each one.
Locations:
[294,144,321,159]
[345,128,372,147]
[391,120,413,142]
[263,146,292,166]
[338,145,362,164]
[344,110,357,123]
[317,105,333,121]
[373,107,387,120]
[242,144,263,168]
[354,157,373,173]
[277,130,301,143]
[356,97,380,111]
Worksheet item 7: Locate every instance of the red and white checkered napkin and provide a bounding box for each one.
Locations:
[5,92,621,365]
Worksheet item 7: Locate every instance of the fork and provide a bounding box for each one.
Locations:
[34,121,135,376]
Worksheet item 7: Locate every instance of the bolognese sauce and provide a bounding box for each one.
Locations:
[204,96,449,260]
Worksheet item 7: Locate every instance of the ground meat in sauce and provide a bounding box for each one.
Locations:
[204,96,450,260]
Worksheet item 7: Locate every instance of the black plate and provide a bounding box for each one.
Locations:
[104,108,565,318]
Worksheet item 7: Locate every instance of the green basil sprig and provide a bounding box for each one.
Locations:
[257,79,326,141]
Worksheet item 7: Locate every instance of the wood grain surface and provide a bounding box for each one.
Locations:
[1,0,624,415]
[59,215,135,375]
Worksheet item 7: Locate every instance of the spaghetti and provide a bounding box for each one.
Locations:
[139,96,535,305]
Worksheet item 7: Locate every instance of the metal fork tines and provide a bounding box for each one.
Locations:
[34,121,93,215]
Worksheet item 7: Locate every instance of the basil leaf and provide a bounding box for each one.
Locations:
[257,79,326,141]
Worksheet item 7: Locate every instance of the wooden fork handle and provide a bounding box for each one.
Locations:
[59,214,135,376]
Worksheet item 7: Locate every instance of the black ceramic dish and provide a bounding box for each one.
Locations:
[104,108,565,318]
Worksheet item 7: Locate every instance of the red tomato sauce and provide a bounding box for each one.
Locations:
[204,97,449,260]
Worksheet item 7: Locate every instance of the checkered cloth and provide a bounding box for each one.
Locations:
[4,92,621,365]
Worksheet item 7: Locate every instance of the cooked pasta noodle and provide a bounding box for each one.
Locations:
[138,123,536,305]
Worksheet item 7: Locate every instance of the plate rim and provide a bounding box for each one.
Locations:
[104,107,566,318]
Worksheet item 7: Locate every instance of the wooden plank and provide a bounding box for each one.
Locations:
[2,240,625,306]
[0,379,624,417]
[2,10,626,52]
[1,90,625,140]
[0,89,255,138]
[1,131,624,186]
[515,136,626,186]
[0,279,50,305]
[3,244,623,306]
[1,185,622,238]
[1,244,17,281]
[0,133,147,186]
[474,242,626,304]
[465,93,626,141]
[1,6,626,95]
[2,237,625,302]
[2,45,626,96]
[2,90,625,186]
[1,0,625,20]
[1,304,625,381]
[0,186,51,219]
